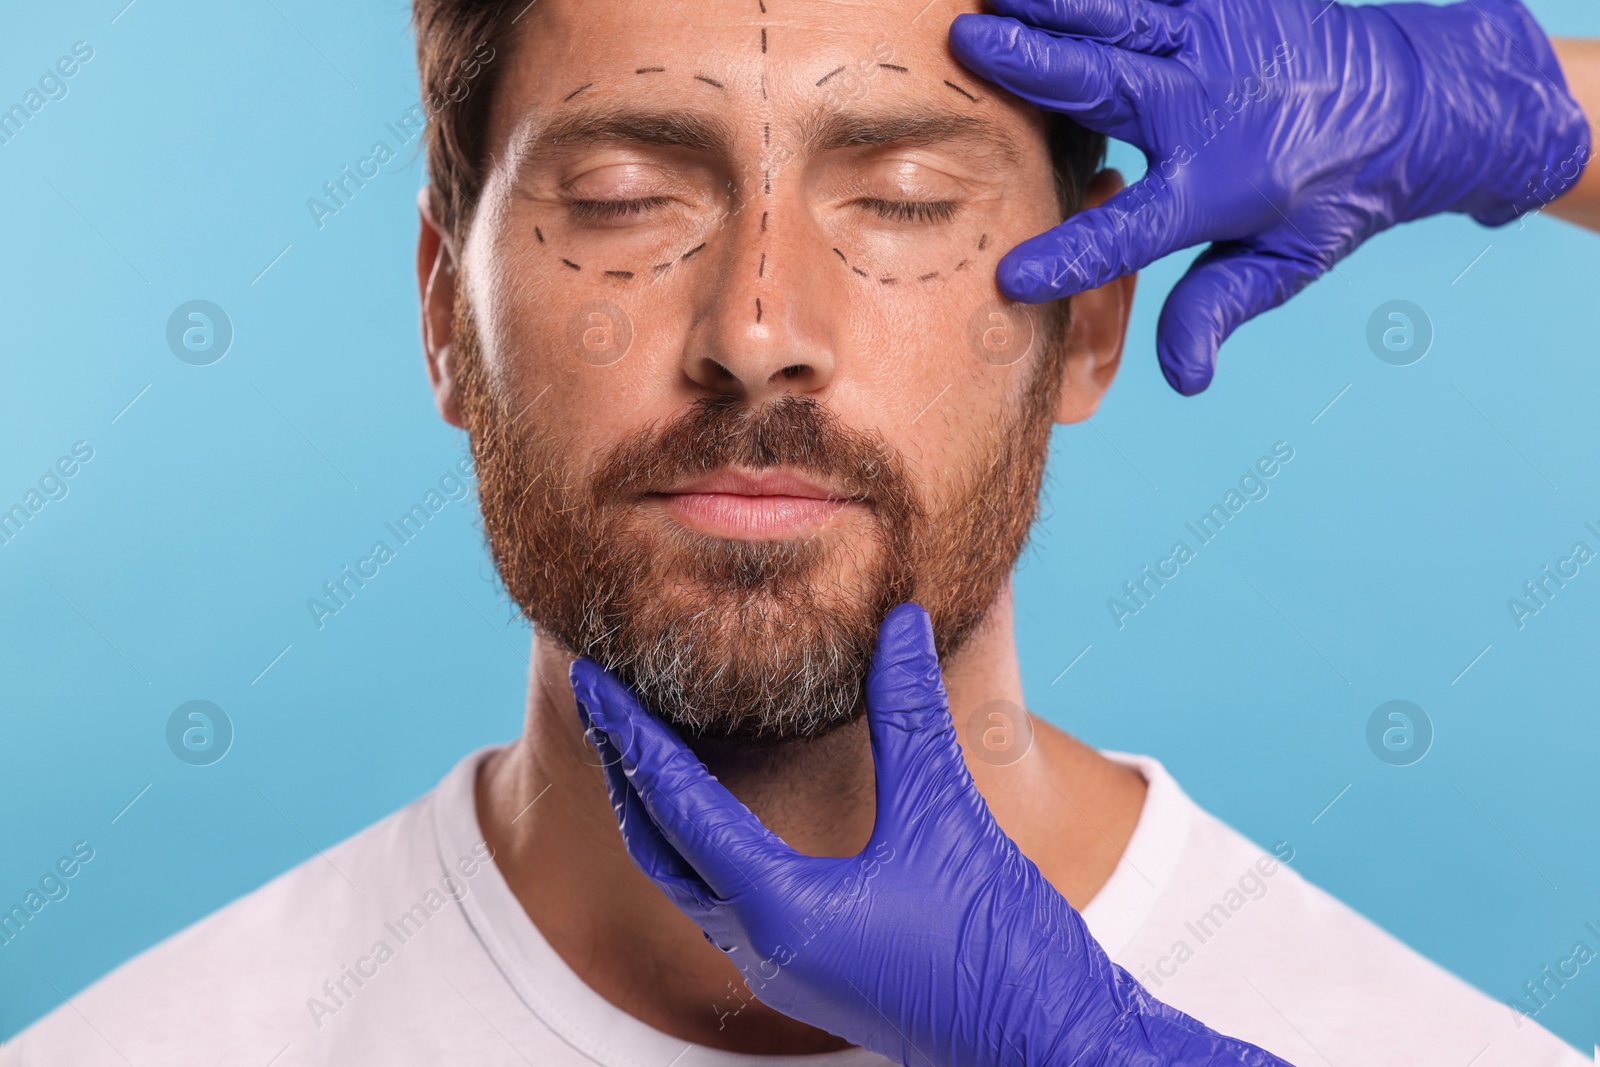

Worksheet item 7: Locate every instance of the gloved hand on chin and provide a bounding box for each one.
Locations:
[569,603,1296,1067]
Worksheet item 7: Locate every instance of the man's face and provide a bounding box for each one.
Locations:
[442,0,1089,743]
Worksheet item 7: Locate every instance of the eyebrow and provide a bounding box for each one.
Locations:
[528,103,1023,168]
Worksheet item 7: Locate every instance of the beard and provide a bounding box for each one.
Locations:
[456,284,1069,745]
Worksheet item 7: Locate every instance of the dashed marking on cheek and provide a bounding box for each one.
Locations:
[879,63,909,74]
[955,259,969,271]
[978,233,989,250]
[816,66,846,87]
[563,83,592,102]
[918,271,940,282]
[852,266,868,278]
[681,242,708,261]
[605,270,635,279]
[694,74,726,90]
[653,261,675,274]
[535,227,545,243]
[635,66,665,74]
[833,248,848,263]
[943,79,980,103]
[562,258,582,271]
[878,276,898,285]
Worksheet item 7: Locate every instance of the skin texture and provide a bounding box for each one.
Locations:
[1550,38,1600,232]
[415,0,1141,1052]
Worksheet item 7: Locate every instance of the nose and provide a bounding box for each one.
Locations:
[681,198,840,403]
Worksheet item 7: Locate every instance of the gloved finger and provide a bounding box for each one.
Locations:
[864,604,978,838]
[574,685,716,915]
[984,0,1190,56]
[997,181,1187,302]
[1155,242,1323,395]
[949,14,1162,144]
[569,657,802,900]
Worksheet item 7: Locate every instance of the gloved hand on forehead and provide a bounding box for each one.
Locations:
[569,603,1296,1067]
[948,0,1591,395]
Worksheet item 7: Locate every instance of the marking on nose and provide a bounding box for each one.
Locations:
[756,298,764,323]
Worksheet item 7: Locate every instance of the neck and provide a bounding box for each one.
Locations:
[476,581,1146,1052]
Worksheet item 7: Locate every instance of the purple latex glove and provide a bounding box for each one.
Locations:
[569,603,1294,1066]
[949,0,1591,394]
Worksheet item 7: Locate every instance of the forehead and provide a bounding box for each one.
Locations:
[489,0,1037,150]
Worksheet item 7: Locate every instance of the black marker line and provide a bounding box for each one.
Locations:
[764,170,771,194]
[694,74,725,89]
[759,0,766,12]
[816,66,846,86]
[878,63,909,73]
[563,83,592,102]
[978,233,989,250]
[681,242,707,261]
[761,28,767,53]
[761,71,768,101]
[561,258,582,270]
[954,259,969,270]
[652,262,674,273]
[764,123,770,147]
[605,270,635,279]
[879,277,898,285]
[635,66,665,74]
[851,266,868,278]
[759,253,766,277]
[756,298,763,323]
[760,211,769,232]
[919,271,939,281]
[535,227,545,243]
[833,247,848,262]
[943,79,979,102]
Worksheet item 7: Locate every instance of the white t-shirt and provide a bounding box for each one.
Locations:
[2,747,1585,1066]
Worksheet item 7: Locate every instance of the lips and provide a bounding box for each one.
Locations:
[647,467,862,538]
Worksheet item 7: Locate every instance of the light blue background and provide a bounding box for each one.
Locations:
[1,0,1597,1051]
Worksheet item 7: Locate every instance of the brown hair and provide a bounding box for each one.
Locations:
[413,1,1107,239]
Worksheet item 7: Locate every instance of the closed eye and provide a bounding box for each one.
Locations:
[854,198,960,223]
[568,196,674,223]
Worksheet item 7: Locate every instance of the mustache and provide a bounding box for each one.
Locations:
[589,394,912,515]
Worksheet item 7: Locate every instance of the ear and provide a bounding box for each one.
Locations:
[1054,169,1138,425]
[417,186,465,429]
